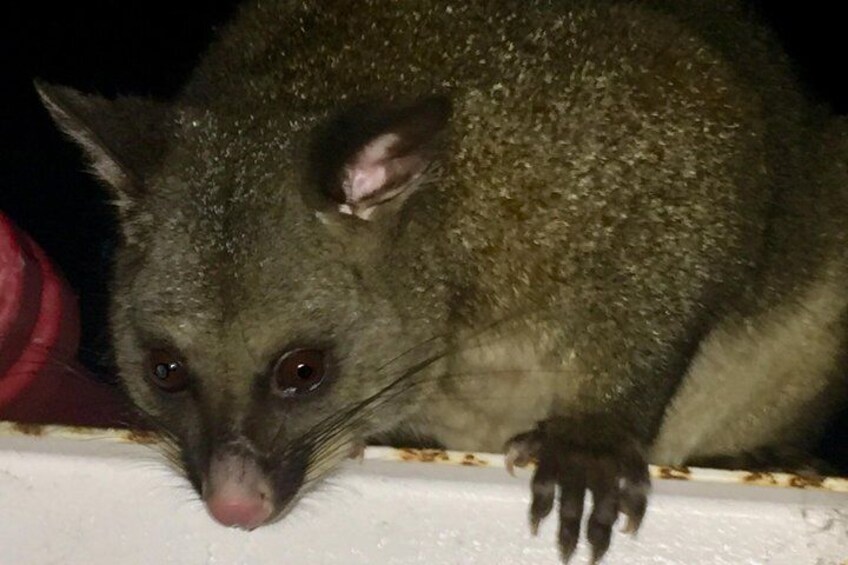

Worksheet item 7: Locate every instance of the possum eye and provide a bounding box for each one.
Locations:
[147,349,190,392]
[273,348,326,398]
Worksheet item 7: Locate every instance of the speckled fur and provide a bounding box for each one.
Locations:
[653,119,848,465]
[39,0,847,514]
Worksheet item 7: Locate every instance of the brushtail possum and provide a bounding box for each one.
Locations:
[36,0,848,561]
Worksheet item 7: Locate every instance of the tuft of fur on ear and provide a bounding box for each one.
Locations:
[34,80,171,214]
[310,95,452,221]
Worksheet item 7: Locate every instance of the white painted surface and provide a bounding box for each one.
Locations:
[0,428,846,565]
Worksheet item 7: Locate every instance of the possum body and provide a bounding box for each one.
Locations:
[37,1,848,561]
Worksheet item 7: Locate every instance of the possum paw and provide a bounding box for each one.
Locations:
[504,417,651,563]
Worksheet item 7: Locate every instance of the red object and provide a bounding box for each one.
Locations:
[0,211,125,427]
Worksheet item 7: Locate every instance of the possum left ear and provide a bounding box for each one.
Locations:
[310,95,451,222]
[34,79,171,208]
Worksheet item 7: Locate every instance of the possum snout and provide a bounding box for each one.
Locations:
[202,451,275,530]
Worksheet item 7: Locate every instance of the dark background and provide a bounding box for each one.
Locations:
[1,2,845,469]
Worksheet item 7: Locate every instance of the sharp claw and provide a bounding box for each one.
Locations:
[558,537,578,564]
[620,515,640,535]
[588,533,611,563]
[505,447,531,476]
[511,422,650,563]
[503,431,541,478]
[529,517,541,536]
[505,455,516,477]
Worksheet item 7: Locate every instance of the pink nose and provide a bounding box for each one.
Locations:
[203,452,274,530]
[205,494,272,530]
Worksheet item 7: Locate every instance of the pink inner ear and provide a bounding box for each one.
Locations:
[342,132,409,204]
[346,163,390,203]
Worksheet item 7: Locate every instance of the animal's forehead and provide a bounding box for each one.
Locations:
[130,211,345,354]
[134,229,283,321]
[143,155,302,271]
[129,110,352,358]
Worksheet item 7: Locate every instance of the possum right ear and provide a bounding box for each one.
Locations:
[309,95,451,223]
[34,80,170,213]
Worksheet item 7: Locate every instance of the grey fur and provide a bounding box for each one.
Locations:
[37,0,847,560]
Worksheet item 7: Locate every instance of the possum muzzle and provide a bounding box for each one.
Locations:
[201,443,310,530]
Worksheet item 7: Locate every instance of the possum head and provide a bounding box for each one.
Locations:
[37,81,452,528]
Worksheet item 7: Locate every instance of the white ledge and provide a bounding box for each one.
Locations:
[1,423,846,564]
